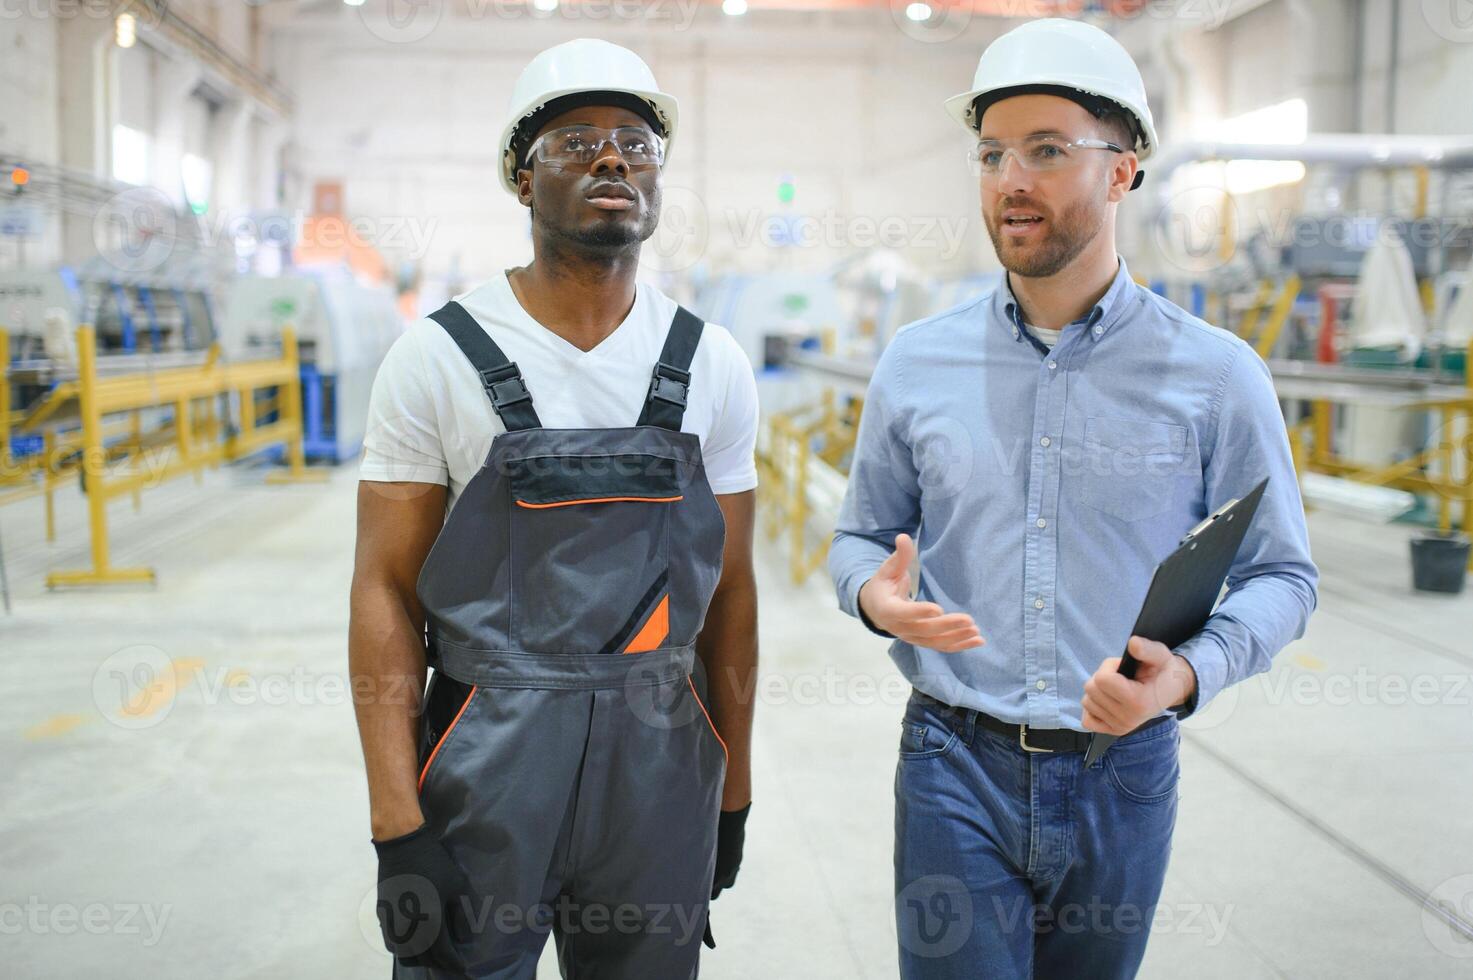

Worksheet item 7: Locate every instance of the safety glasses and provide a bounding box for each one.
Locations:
[967,134,1125,178]
[525,125,666,170]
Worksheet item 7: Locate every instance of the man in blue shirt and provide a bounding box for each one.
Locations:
[829,19,1317,979]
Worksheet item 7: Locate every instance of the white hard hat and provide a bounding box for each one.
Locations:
[944,18,1158,163]
[497,39,679,194]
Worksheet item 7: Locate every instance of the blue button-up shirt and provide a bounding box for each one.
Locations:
[829,257,1318,730]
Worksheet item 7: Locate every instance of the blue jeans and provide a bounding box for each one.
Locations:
[894,690,1180,979]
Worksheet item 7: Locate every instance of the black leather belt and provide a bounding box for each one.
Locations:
[916,691,1171,754]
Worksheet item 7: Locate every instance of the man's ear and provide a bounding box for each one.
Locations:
[1107,152,1138,204]
[517,166,534,209]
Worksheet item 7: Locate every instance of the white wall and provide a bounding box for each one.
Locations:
[0,7,286,274]
[0,15,61,269]
[8,1,1473,285]
[1115,0,1473,280]
[277,0,1473,291]
[0,15,60,161]
[273,8,1007,286]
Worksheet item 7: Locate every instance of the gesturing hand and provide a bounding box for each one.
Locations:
[857,534,984,652]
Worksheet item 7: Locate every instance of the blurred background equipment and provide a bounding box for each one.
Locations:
[219,270,401,462]
[4,3,1473,977]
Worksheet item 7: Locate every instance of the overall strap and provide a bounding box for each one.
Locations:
[427,301,541,431]
[636,306,705,431]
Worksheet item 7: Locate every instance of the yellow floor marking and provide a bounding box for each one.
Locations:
[24,713,89,740]
[118,656,206,720]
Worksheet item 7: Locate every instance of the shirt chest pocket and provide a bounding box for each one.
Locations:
[1079,416,1189,523]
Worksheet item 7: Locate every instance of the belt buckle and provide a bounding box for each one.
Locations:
[1018,724,1054,754]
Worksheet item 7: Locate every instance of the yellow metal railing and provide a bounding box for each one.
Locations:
[756,389,860,585]
[1,324,325,587]
[755,337,1473,581]
[1286,337,1473,570]
[1237,275,1301,360]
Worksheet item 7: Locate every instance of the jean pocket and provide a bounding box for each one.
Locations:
[1103,727,1180,805]
[899,700,960,760]
[1079,416,1189,523]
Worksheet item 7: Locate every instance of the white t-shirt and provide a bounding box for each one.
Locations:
[359,272,760,510]
[1026,323,1062,348]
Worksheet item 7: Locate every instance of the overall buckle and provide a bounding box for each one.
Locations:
[1018,724,1054,754]
[647,361,690,408]
[480,366,531,412]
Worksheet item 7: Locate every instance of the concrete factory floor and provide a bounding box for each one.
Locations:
[2,462,1471,978]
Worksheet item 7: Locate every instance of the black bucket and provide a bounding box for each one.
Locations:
[1410,531,1471,595]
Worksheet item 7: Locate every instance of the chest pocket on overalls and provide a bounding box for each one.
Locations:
[426,298,710,657]
[507,452,682,654]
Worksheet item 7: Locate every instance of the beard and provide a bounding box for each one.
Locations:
[985,194,1105,278]
[545,183,663,255]
[569,209,659,250]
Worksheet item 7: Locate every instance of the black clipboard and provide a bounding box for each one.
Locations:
[1082,477,1270,767]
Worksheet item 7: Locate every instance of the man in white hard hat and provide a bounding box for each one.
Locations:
[350,39,758,978]
[830,19,1317,978]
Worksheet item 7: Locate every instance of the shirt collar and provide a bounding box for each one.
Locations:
[992,256,1137,346]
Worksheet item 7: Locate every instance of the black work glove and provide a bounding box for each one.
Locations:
[704,803,752,950]
[373,823,472,972]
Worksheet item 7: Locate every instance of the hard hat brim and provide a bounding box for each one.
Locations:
[944,82,1156,162]
[498,86,679,194]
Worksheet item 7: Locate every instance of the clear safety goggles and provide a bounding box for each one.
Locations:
[967,134,1126,178]
[525,125,666,170]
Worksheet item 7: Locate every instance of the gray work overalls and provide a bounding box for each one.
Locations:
[400,300,728,979]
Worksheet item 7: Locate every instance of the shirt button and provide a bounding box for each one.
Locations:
[1093,324,1104,337]
[1047,360,1057,370]
[1012,327,1020,339]
[1040,436,1051,447]
[1034,597,1045,610]
[1036,680,1047,691]
[1036,518,1047,528]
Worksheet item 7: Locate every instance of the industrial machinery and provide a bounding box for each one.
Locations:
[0,157,226,358]
[694,250,966,378]
[218,270,402,462]
[695,271,848,371]
[749,141,1473,581]
[0,323,323,588]
[1119,135,1473,565]
[0,159,345,592]
[0,266,219,357]
[0,266,221,469]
